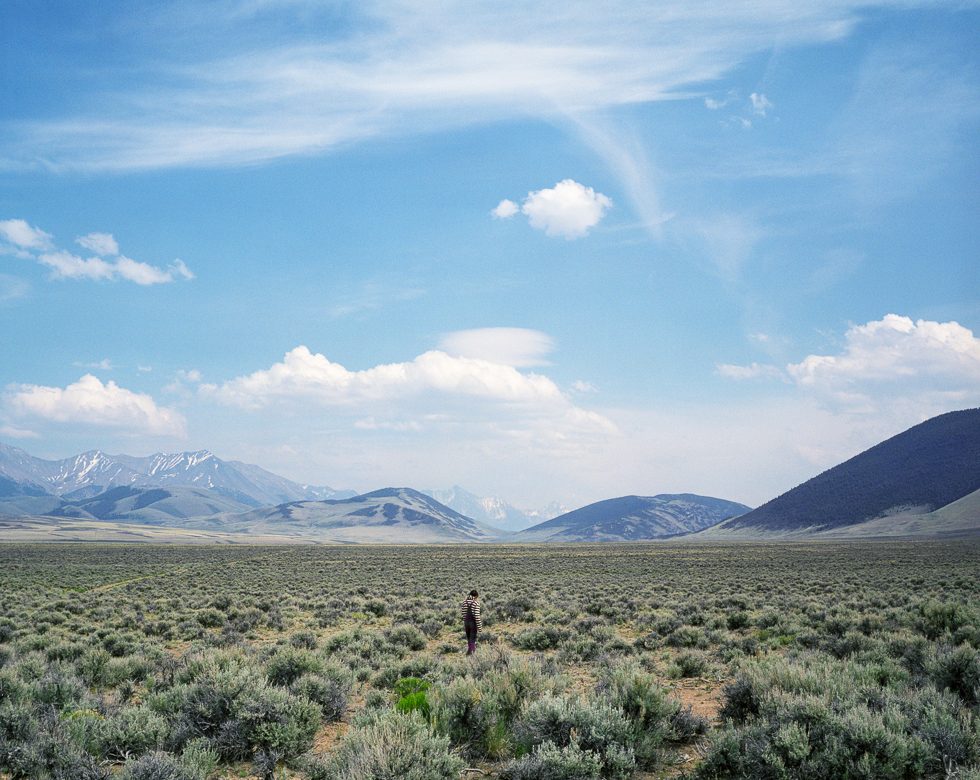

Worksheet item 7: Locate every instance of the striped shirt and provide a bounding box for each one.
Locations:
[461,597,483,630]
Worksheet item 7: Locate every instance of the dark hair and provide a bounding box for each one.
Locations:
[469,589,479,598]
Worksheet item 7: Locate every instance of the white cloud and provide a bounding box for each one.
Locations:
[4,220,196,286]
[506,179,612,239]
[114,256,184,285]
[5,3,874,172]
[491,199,519,219]
[438,327,554,367]
[6,374,186,436]
[571,380,598,393]
[719,314,980,414]
[716,362,784,380]
[0,219,52,251]
[749,92,773,116]
[76,232,119,256]
[201,344,616,444]
[205,346,563,407]
[38,251,116,281]
[170,259,195,280]
[787,314,980,391]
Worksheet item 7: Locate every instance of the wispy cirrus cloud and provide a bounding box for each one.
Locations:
[1,2,891,173]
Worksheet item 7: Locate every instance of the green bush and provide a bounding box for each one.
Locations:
[395,677,431,718]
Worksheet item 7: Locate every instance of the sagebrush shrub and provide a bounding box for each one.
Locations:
[501,741,603,779]
[514,695,636,778]
[304,710,464,780]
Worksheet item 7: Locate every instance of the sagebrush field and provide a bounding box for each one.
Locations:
[1,541,978,779]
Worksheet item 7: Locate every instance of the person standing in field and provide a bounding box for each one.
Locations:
[461,589,482,655]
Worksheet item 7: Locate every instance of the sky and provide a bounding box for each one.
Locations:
[1,1,978,511]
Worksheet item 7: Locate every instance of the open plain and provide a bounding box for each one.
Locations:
[1,540,978,779]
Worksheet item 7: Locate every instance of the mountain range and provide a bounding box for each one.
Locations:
[0,442,352,509]
[0,407,977,542]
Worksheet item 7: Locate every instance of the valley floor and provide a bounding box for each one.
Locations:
[0,541,978,779]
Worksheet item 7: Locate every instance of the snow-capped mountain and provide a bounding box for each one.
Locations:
[424,485,567,532]
[0,442,351,508]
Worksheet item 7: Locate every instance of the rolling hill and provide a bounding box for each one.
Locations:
[199,487,505,543]
[705,408,980,536]
[49,485,256,525]
[516,494,751,542]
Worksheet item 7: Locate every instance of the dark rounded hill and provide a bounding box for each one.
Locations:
[717,408,980,533]
[517,493,751,541]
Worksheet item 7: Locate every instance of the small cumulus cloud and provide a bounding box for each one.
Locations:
[5,374,186,436]
[0,219,53,253]
[2,218,194,286]
[491,199,519,219]
[493,180,612,239]
[438,327,553,368]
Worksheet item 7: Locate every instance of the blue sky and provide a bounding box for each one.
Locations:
[1,1,978,510]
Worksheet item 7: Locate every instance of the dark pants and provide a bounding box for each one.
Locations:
[465,619,478,654]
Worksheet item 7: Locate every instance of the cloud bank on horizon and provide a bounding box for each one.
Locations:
[0,1,977,508]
